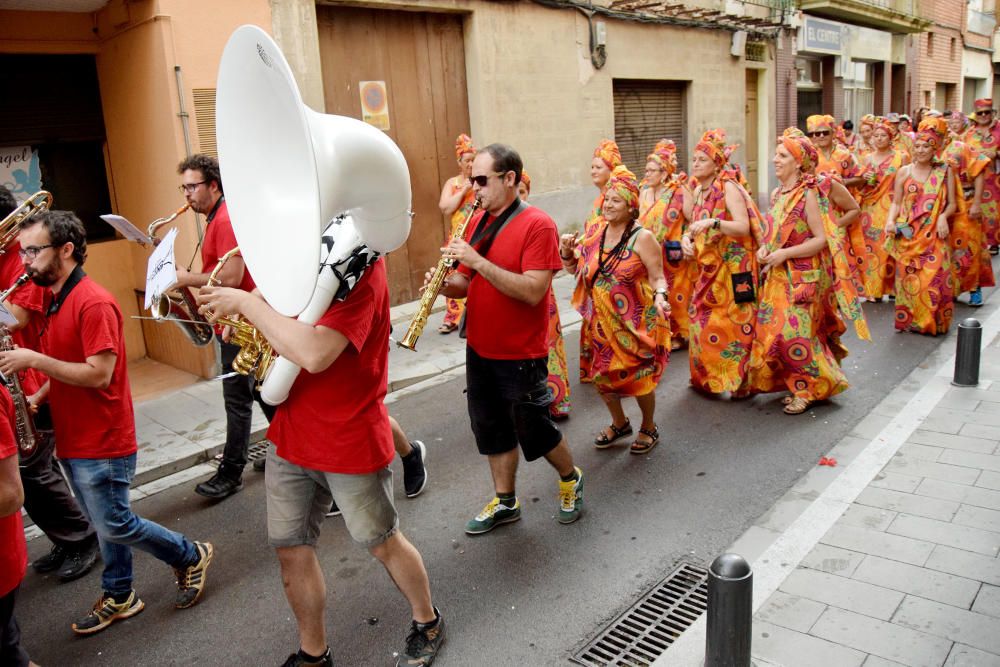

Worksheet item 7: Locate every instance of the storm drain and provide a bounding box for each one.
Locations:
[211,439,270,466]
[571,562,709,667]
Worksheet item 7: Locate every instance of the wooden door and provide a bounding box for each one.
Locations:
[316,6,471,304]
[744,69,759,196]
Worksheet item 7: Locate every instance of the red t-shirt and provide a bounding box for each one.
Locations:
[0,388,26,597]
[201,199,256,293]
[267,260,393,474]
[457,205,562,359]
[0,244,47,395]
[43,274,137,459]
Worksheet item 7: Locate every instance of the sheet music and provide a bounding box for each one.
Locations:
[145,227,178,310]
[100,214,150,245]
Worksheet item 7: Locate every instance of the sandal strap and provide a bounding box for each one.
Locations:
[638,426,658,438]
[610,419,631,436]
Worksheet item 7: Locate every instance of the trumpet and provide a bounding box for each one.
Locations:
[0,191,52,254]
[397,199,480,351]
[206,247,275,386]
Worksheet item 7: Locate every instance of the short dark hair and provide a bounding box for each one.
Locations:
[842,120,854,131]
[21,209,87,265]
[177,154,223,194]
[0,186,16,219]
[479,144,523,186]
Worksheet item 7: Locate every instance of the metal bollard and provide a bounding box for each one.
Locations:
[953,318,982,387]
[705,553,753,667]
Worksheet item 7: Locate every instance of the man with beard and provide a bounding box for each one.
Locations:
[172,154,275,499]
[0,210,214,635]
[0,187,98,583]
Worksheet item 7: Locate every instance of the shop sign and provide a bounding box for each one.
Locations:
[803,17,843,54]
[0,146,42,202]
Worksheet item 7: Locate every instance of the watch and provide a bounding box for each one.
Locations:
[712,218,721,230]
[654,287,668,298]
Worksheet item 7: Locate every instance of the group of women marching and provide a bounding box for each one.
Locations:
[440,104,995,450]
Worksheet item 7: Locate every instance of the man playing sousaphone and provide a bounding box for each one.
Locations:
[173,155,275,500]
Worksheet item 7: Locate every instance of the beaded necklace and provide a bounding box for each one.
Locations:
[591,219,637,287]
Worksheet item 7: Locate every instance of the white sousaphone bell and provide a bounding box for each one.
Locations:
[216,24,412,405]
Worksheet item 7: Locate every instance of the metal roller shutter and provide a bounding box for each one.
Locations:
[613,80,687,175]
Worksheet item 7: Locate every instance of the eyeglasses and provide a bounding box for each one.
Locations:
[976,110,994,116]
[806,131,831,138]
[177,181,206,194]
[469,172,506,187]
[18,244,54,260]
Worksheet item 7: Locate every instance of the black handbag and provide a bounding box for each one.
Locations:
[731,271,755,304]
[664,240,683,263]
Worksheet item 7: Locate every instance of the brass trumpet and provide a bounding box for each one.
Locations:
[0,191,52,253]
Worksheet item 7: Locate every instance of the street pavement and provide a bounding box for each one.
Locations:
[13,262,1000,666]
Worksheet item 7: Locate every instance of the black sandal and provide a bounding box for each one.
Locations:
[630,426,660,455]
[594,420,632,448]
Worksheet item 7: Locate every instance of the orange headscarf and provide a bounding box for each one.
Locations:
[779,129,818,173]
[520,170,531,194]
[806,114,836,134]
[916,117,948,149]
[605,165,640,216]
[874,117,897,138]
[455,134,475,160]
[859,114,877,130]
[594,139,622,170]
[695,129,736,169]
[646,138,677,175]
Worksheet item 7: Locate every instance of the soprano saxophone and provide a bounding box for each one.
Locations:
[397,199,480,351]
[0,273,37,457]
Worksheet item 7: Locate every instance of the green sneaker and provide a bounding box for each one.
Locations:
[465,497,521,535]
[558,467,583,524]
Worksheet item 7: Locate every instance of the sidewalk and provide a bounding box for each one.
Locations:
[658,303,1000,666]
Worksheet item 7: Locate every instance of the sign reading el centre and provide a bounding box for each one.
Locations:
[803,17,843,53]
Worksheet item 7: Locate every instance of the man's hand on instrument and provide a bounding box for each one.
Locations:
[0,346,39,375]
[443,237,482,271]
[197,285,247,323]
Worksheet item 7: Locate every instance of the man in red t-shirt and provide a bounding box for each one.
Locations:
[0,187,98,583]
[173,155,274,500]
[435,143,584,534]
[0,211,214,636]
[199,257,444,666]
[0,385,31,667]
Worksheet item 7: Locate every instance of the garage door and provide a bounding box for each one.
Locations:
[613,80,687,176]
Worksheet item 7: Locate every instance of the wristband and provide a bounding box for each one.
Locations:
[712,219,720,230]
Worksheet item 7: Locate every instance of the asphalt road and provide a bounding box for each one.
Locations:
[14,289,991,667]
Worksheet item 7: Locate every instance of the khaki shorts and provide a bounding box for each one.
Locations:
[264,449,398,549]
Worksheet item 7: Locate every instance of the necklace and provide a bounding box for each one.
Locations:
[592,220,636,287]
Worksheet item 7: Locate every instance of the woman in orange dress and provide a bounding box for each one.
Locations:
[856,114,877,158]
[585,140,622,239]
[639,139,695,350]
[681,129,760,396]
[562,166,670,454]
[886,119,958,335]
[437,133,478,333]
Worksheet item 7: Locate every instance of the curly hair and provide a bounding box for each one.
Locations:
[20,209,88,266]
[177,154,223,194]
[0,186,16,219]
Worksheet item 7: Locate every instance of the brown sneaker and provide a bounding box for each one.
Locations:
[71,591,145,635]
[174,541,214,609]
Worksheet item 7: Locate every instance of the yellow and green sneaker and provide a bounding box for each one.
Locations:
[465,497,521,535]
[558,467,584,524]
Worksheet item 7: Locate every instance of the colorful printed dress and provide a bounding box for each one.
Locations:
[856,150,905,299]
[887,165,955,335]
[963,122,1000,248]
[747,183,850,401]
[442,177,476,329]
[583,192,605,239]
[545,289,571,418]
[943,139,996,294]
[572,220,669,395]
[639,180,695,345]
[687,176,759,394]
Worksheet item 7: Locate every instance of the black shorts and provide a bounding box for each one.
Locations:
[466,346,563,461]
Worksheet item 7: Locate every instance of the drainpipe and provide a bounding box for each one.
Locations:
[173,65,203,243]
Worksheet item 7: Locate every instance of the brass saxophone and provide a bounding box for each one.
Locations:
[0,273,37,457]
[397,199,481,351]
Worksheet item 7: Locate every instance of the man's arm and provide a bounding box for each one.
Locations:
[0,450,22,517]
[443,238,553,306]
[176,255,247,289]
[0,349,116,390]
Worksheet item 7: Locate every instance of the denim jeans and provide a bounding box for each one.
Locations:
[220,335,276,478]
[62,454,197,595]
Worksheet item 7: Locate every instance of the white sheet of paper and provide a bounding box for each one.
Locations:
[0,303,17,327]
[100,214,149,244]
[145,227,178,310]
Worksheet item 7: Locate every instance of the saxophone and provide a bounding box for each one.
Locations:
[397,200,480,351]
[0,274,37,457]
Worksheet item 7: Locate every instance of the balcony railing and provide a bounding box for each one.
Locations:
[968,8,997,36]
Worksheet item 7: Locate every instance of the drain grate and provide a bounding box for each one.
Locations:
[211,439,270,467]
[571,561,709,667]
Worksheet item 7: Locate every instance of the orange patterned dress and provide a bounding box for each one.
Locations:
[856,150,905,299]
[545,289,571,418]
[941,139,995,294]
[962,122,1000,248]
[442,178,476,328]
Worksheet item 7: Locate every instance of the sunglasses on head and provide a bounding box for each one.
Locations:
[807,130,831,138]
[469,171,506,187]
[976,109,994,116]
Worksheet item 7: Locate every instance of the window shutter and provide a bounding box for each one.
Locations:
[613,80,687,175]
[193,88,218,157]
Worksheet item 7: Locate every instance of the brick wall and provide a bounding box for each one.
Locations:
[775,29,797,133]
[821,56,843,119]
[907,0,964,114]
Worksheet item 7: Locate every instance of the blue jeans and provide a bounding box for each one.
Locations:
[63,454,197,595]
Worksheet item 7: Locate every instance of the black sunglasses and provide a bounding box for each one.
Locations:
[976,110,994,116]
[469,171,506,187]
[807,130,831,138]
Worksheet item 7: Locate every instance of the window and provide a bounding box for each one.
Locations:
[951,37,956,61]
[795,57,822,88]
[928,33,934,57]
[612,80,688,174]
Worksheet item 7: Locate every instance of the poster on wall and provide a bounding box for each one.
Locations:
[0,146,42,202]
[359,81,390,131]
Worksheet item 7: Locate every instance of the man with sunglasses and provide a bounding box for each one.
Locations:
[963,99,1000,256]
[434,143,584,535]
[805,115,864,189]
[173,154,276,499]
[0,210,213,634]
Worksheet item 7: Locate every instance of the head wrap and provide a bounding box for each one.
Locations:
[975,98,994,110]
[779,129,818,174]
[948,109,969,131]
[924,109,943,118]
[593,139,622,170]
[859,114,877,130]
[695,129,736,170]
[646,138,677,175]
[806,114,836,133]
[520,170,531,194]
[885,112,901,124]
[455,134,475,160]
[605,165,640,217]
[916,118,948,148]
[874,117,897,138]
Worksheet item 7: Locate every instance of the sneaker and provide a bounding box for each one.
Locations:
[253,456,266,472]
[71,590,145,635]
[57,541,99,582]
[402,440,428,498]
[970,288,984,307]
[397,609,445,666]
[280,648,334,666]
[464,497,521,535]
[325,500,342,518]
[557,467,584,525]
[32,544,67,573]
[195,472,243,499]
[174,541,214,609]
